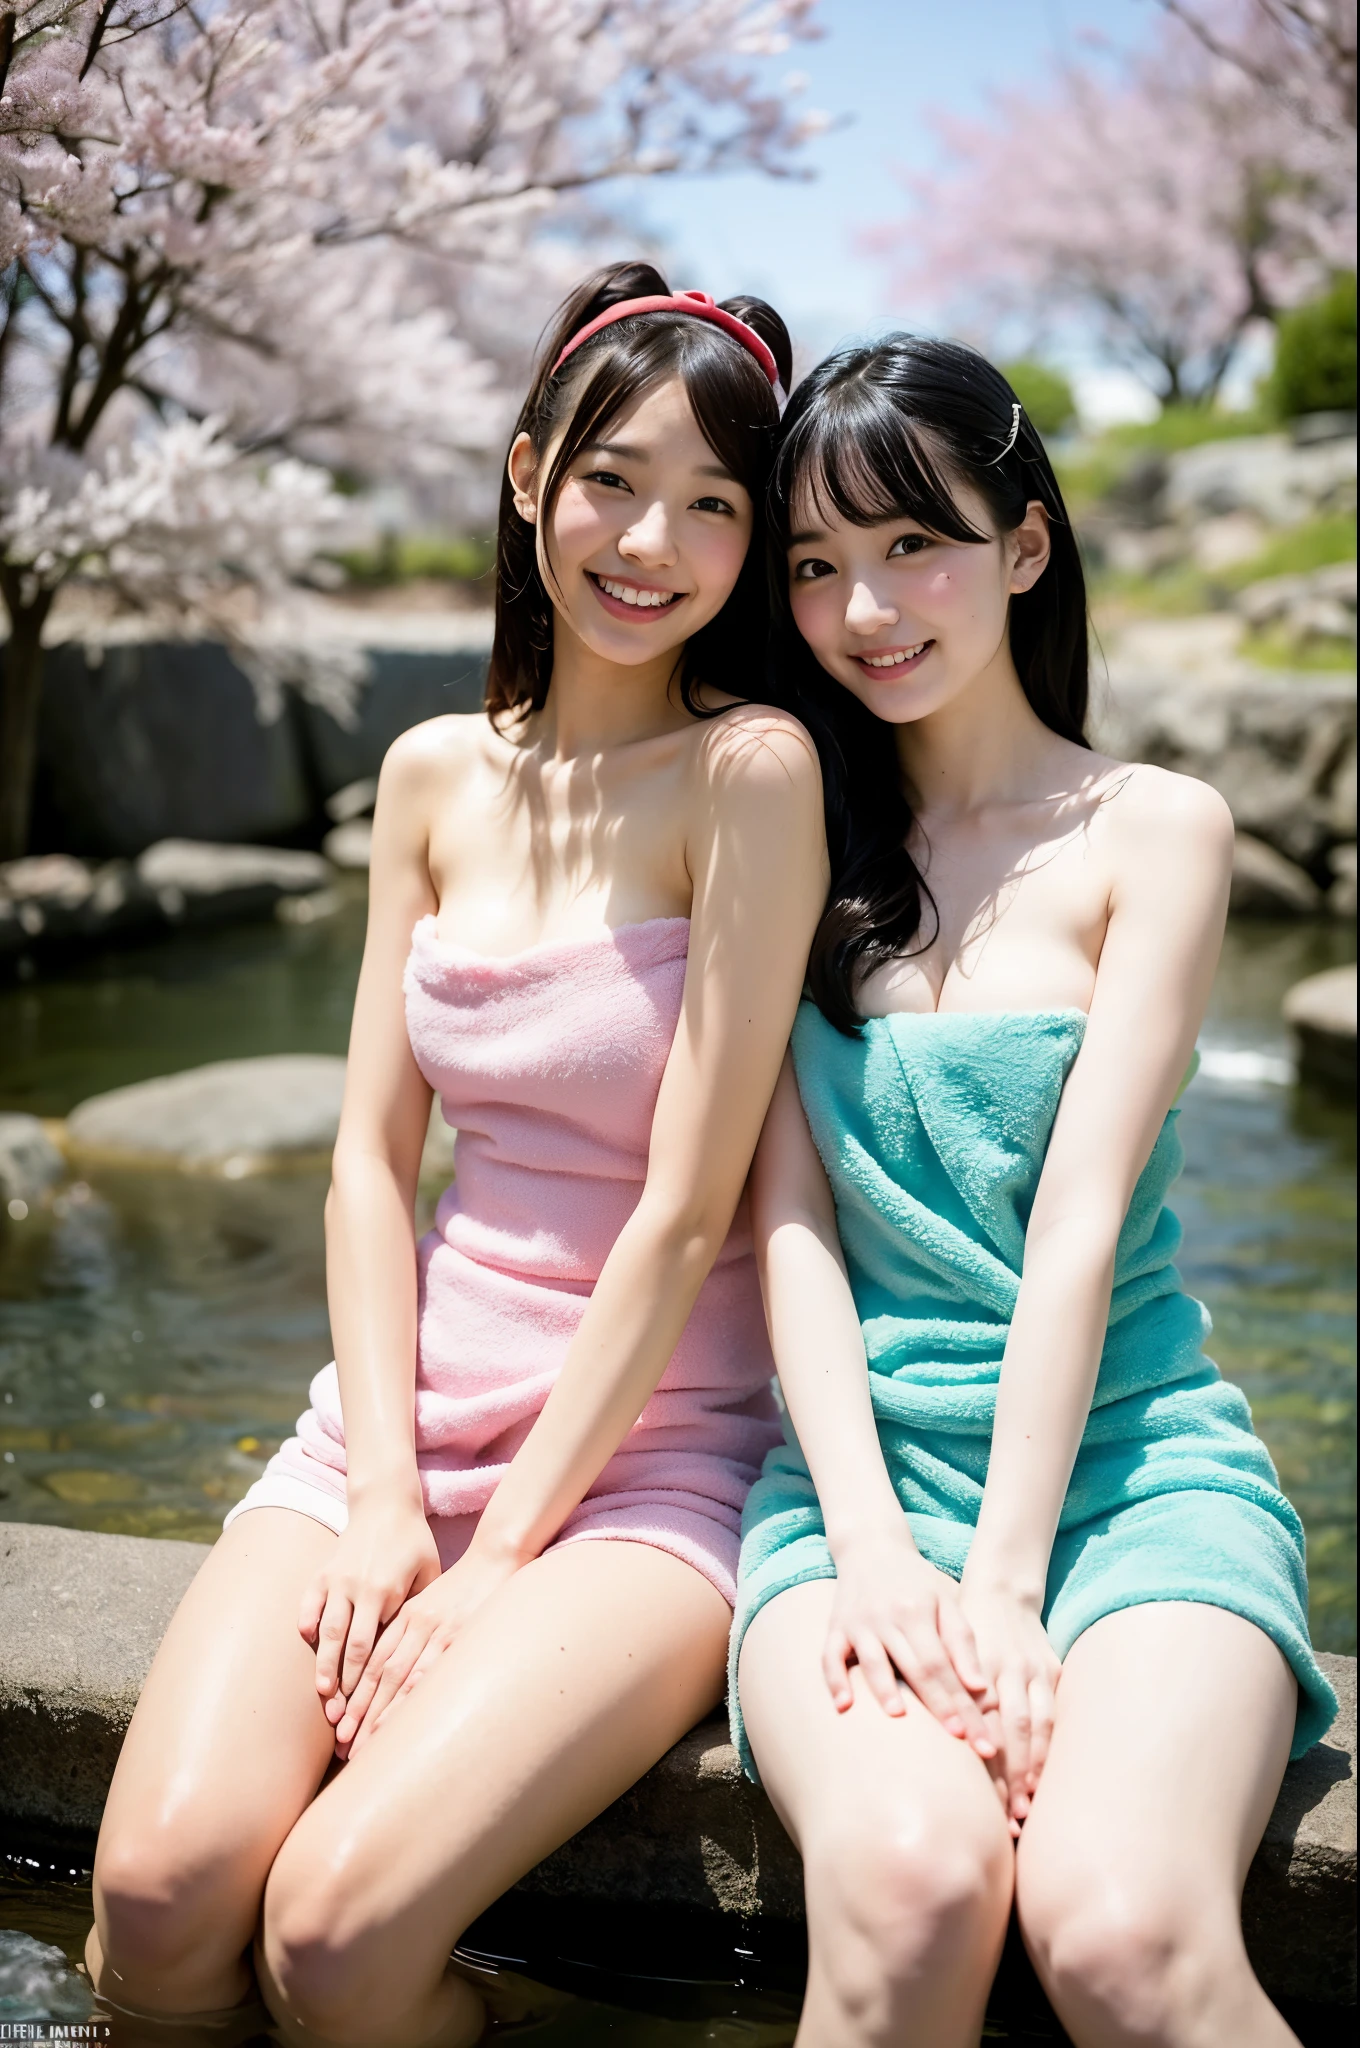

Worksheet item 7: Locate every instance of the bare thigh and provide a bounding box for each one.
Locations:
[739,1581,1014,2048]
[257,1538,730,2043]
[1016,1602,1299,2047]
[90,1507,339,2010]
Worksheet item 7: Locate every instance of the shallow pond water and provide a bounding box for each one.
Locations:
[0,903,1354,2042]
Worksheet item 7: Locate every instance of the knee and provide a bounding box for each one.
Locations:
[1020,1866,1217,2037]
[805,1802,1012,2005]
[95,1822,245,1976]
[260,1857,394,2043]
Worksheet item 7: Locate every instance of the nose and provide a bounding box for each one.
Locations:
[844,580,899,635]
[618,498,678,569]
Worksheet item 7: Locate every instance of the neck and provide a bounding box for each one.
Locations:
[895,642,1056,817]
[531,617,691,760]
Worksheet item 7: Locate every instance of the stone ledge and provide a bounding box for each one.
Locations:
[1,1523,1354,2005]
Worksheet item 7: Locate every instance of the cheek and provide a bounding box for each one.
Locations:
[789,579,840,650]
[690,516,752,598]
[549,482,613,564]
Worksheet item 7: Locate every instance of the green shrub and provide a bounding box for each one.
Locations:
[1269,274,1357,421]
[999,360,1076,437]
[333,532,495,585]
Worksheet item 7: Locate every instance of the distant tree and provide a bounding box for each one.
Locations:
[1155,2,1355,140]
[874,1,1355,416]
[997,360,1076,439]
[1269,270,1358,415]
[0,0,824,858]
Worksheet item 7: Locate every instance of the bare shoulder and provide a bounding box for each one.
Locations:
[377,711,495,805]
[689,700,823,804]
[1095,758,1235,865]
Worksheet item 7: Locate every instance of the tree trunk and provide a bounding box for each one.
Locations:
[0,590,55,862]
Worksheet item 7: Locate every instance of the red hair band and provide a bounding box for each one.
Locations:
[550,290,781,392]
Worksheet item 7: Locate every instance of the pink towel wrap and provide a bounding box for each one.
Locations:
[222,915,781,1602]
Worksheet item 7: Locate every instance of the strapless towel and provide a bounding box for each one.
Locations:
[729,1003,1336,1777]
[223,915,781,1598]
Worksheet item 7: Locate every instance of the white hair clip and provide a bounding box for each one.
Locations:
[988,402,1023,463]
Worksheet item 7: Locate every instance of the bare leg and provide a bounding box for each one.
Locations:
[738,1580,1014,2048]
[1016,1601,1300,2048]
[85,1508,339,2021]
[254,1537,731,2048]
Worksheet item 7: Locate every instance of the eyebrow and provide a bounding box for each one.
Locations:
[787,528,826,547]
[585,441,738,484]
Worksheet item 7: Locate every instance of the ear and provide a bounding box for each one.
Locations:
[507,431,538,524]
[1008,501,1051,593]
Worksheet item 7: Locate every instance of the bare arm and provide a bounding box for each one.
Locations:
[961,769,1236,1814]
[750,1055,995,1754]
[297,723,455,1700]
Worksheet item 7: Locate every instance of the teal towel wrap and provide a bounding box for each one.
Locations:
[729,1003,1336,1780]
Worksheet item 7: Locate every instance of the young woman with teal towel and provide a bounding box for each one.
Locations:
[734,338,1336,2048]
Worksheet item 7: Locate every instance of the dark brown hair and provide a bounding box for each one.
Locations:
[488,261,793,723]
[767,335,1090,1035]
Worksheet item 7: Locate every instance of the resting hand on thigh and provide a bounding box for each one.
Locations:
[958,1581,1061,1834]
[334,1543,520,1757]
[823,1527,998,1760]
[299,1495,442,1721]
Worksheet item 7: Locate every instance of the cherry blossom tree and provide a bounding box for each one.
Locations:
[0,0,824,858]
[872,0,1355,416]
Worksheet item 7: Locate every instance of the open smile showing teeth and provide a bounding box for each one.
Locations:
[589,573,683,609]
[859,641,930,669]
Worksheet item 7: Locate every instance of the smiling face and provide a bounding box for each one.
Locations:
[508,375,755,674]
[787,474,1051,727]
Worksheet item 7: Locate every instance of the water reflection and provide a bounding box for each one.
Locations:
[0,908,1353,2040]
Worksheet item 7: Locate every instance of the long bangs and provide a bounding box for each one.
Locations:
[774,386,988,550]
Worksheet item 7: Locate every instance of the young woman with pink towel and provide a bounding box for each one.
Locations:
[85,263,827,2047]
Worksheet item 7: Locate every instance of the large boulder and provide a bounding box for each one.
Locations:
[61,1055,456,1181]
[1163,433,1357,528]
[32,639,315,858]
[134,839,331,925]
[0,1523,1354,2008]
[1230,834,1323,916]
[65,1055,348,1172]
[300,636,490,796]
[1283,965,1357,1096]
[1094,672,1357,874]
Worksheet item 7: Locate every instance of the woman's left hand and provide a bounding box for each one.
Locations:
[957,1578,1062,1835]
[329,1543,520,1758]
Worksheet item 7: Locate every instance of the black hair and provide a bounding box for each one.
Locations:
[767,335,1090,1035]
[488,261,793,724]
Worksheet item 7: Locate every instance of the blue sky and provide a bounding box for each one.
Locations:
[609,0,1166,422]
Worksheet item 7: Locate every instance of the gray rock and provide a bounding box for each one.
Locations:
[1230,834,1323,916]
[1283,965,1357,1096]
[1328,843,1357,919]
[0,1116,66,1207]
[0,1523,1353,2004]
[33,638,315,859]
[1164,433,1357,528]
[1093,672,1356,871]
[65,1055,348,1171]
[1234,562,1357,650]
[301,643,489,797]
[61,1054,456,1181]
[324,778,378,824]
[0,854,149,951]
[135,839,332,926]
[321,819,373,870]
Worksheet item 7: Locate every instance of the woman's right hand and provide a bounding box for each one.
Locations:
[825,1525,998,1761]
[298,1491,442,1715]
